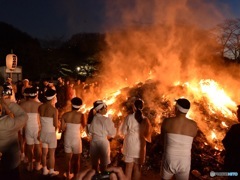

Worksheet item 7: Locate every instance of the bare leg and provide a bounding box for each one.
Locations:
[34,144,42,163]
[48,148,56,169]
[42,148,48,167]
[132,163,141,180]
[125,162,134,180]
[65,153,72,178]
[18,130,26,161]
[26,144,34,171]
[72,154,80,176]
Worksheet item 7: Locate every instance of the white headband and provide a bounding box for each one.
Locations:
[72,104,81,109]
[176,104,189,113]
[29,93,38,97]
[94,103,107,111]
[46,94,56,100]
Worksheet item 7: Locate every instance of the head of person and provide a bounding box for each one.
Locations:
[27,87,38,99]
[6,77,12,84]
[23,87,31,99]
[175,98,190,114]
[23,79,29,86]
[71,97,83,110]
[45,89,56,102]
[134,99,144,124]
[58,77,63,82]
[48,80,55,88]
[87,100,106,124]
[2,83,13,99]
[94,100,107,115]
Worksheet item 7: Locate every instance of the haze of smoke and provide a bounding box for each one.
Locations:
[96,0,240,104]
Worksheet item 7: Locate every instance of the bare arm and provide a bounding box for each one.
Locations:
[53,108,58,131]
[160,119,167,147]
[61,115,66,132]
[81,113,87,129]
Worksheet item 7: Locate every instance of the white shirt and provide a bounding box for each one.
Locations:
[89,113,116,141]
[120,113,141,158]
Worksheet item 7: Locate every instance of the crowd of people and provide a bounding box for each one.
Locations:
[0,76,239,180]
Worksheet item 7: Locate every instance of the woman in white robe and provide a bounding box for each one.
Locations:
[88,100,116,172]
[120,99,152,180]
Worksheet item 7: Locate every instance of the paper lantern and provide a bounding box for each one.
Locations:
[6,54,18,70]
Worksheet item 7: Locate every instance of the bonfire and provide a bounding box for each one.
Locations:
[78,78,238,179]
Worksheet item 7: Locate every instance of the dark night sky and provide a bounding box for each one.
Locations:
[0,0,239,39]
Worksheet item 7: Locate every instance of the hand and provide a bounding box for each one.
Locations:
[76,168,95,180]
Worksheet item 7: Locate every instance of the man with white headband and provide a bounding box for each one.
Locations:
[20,87,42,172]
[38,89,59,176]
[161,98,198,180]
[61,97,86,179]
[88,100,116,173]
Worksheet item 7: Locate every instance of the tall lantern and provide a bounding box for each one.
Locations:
[6,53,18,70]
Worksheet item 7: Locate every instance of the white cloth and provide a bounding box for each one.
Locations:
[88,113,116,166]
[88,113,116,140]
[64,123,82,154]
[161,133,193,180]
[164,133,193,156]
[40,117,57,148]
[120,113,141,159]
[40,117,55,133]
[25,113,40,145]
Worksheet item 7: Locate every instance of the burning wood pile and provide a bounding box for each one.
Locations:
[79,79,237,179]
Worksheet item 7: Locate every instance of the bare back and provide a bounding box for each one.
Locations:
[20,99,42,113]
[162,114,198,138]
[61,110,86,131]
[38,101,58,129]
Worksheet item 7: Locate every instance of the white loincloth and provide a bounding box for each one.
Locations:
[161,133,193,180]
[64,123,82,154]
[25,113,40,145]
[40,117,57,148]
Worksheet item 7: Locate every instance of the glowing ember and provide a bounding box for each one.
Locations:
[211,131,217,140]
[221,121,228,127]
[117,111,122,117]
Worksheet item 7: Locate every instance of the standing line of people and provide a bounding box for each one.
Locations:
[3,75,239,180]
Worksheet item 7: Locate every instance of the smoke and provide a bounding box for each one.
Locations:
[96,0,240,104]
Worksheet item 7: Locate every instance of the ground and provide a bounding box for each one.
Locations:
[18,139,163,180]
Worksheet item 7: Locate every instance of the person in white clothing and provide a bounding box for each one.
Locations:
[61,97,86,179]
[120,98,152,180]
[38,89,59,176]
[88,100,116,172]
[20,87,42,171]
[160,98,198,180]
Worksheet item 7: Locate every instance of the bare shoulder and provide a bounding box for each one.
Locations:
[188,118,197,126]
[162,117,175,124]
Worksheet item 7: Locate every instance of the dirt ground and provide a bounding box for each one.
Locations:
[18,139,163,180]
